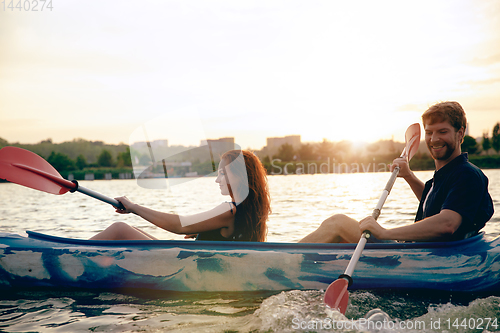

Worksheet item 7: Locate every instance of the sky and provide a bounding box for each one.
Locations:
[1,0,499,150]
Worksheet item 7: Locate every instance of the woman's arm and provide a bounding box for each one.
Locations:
[116,197,235,235]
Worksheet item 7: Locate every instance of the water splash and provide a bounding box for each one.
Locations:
[250,290,500,333]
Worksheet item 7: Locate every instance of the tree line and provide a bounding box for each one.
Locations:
[266,122,500,163]
[0,138,132,172]
[1,121,498,175]
[477,123,500,154]
[46,148,132,172]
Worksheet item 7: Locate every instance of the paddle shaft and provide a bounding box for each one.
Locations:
[343,165,400,278]
[324,124,420,313]
[76,185,124,209]
[13,162,124,209]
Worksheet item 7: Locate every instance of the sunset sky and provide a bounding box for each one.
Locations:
[1,0,499,149]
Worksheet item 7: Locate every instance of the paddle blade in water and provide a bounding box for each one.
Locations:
[0,147,71,195]
[324,278,349,314]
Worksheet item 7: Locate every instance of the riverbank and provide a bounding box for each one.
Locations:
[1,149,498,182]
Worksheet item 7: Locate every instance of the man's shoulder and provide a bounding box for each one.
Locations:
[443,160,489,192]
[462,160,487,179]
[448,154,486,179]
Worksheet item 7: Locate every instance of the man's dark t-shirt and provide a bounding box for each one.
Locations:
[415,153,494,241]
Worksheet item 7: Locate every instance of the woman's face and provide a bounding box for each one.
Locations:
[215,159,236,197]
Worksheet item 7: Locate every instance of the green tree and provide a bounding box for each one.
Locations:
[274,143,295,162]
[492,122,500,153]
[97,149,114,167]
[0,137,8,149]
[482,132,491,155]
[75,154,87,170]
[117,147,132,167]
[47,151,76,172]
[461,135,478,155]
[298,143,317,160]
[315,139,335,160]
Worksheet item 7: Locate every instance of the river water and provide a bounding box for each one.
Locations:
[1,170,499,332]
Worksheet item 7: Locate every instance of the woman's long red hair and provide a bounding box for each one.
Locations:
[221,150,271,242]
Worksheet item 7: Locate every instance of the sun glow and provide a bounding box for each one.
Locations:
[0,0,498,148]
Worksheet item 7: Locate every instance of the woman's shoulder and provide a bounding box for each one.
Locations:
[226,201,237,215]
[205,202,237,218]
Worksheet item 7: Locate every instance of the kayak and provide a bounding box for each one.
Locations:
[0,231,499,293]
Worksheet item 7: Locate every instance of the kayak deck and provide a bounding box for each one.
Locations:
[0,231,499,293]
[24,230,495,249]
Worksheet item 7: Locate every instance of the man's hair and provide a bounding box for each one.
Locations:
[422,101,467,133]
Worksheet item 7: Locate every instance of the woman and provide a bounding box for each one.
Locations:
[90,150,271,242]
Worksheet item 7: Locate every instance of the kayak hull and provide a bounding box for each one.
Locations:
[0,231,499,292]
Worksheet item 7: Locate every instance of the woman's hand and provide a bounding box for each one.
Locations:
[114,196,137,214]
[184,234,197,239]
[359,216,388,240]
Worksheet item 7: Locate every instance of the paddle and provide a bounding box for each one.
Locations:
[323,123,421,314]
[0,146,125,209]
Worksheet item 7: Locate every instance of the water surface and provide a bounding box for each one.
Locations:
[1,170,499,332]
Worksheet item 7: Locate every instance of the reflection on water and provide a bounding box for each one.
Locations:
[1,170,499,241]
[1,289,499,333]
[1,170,500,332]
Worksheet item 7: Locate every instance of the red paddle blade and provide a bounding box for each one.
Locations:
[0,147,71,195]
[324,278,349,314]
[405,123,421,161]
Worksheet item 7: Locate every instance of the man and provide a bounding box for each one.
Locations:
[299,101,493,243]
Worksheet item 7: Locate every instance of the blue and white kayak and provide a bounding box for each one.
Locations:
[0,231,499,293]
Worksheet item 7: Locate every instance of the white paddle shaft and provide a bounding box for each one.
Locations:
[343,233,368,278]
[372,166,400,219]
[343,166,400,277]
[325,124,420,311]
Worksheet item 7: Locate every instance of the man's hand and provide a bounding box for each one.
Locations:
[359,216,388,240]
[390,157,412,178]
[390,156,425,201]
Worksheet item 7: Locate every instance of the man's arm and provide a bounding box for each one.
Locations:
[391,157,425,201]
[359,209,462,242]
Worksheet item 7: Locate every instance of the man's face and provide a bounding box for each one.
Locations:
[424,121,463,163]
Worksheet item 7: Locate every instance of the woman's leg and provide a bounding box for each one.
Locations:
[298,214,361,243]
[131,226,158,240]
[89,222,158,240]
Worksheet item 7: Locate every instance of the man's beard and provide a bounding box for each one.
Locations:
[428,141,456,161]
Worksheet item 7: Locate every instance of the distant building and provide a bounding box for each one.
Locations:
[263,135,301,157]
[152,139,169,148]
[266,135,301,150]
[202,137,236,156]
[202,137,234,147]
[131,139,168,150]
